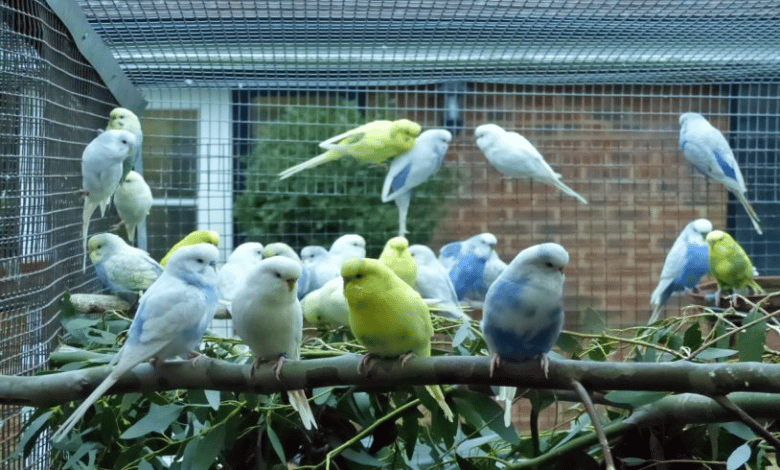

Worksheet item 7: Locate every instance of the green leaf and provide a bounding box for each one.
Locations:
[605,391,669,407]
[556,332,581,357]
[726,443,751,470]
[455,454,483,470]
[736,309,766,362]
[696,348,738,360]
[204,390,221,410]
[181,424,226,470]
[720,421,756,441]
[451,390,518,445]
[683,322,702,349]
[342,448,386,466]
[452,320,472,348]
[138,459,154,470]
[14,410,52,458]
[120,404,183,439]
[265,423,286,464]
[401,408,422,459]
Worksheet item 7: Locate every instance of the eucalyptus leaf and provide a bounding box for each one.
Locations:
[726,442,751,470]
[696,348,738,360]
[720,421,756,441]
[120,403,183,439]
[736,309,766,362]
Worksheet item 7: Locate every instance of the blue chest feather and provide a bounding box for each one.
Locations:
[482,315,562,361]
[449,254,486,299]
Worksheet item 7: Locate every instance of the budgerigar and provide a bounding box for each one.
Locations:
[160,230,220,267]
[649,219,713,324]
[231,257,317,430]
[679,112,762,235]
[329,234,367,265]
[302,277,350,328]
[439,233,498,301]
[463,248,508,302]
[218,242,265,303]
[300,245,341,296]
[378,236,417,287]
[342,258,454,421]
[481,243,569,426]
[106,107,143,179]
[278,119,422,180]
[88,233,163,299]
[475,123,587,204]
[263,243,308,298]
[52,244,220,442]
[409,244,468,320]
[706,230,763,301]
[381,129,452,236]
[81,129,136,270]
[113,171,153,244]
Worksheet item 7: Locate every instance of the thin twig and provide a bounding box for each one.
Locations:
[563,330,687,359]
[709,394,780,453]
[570,379,615,470]
[688,307,780,360]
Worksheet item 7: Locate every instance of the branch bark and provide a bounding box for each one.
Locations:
[5,354,780,409]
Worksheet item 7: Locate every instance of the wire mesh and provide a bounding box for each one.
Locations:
[3,0,780,466]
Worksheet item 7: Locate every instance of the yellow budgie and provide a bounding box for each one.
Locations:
[160,230,220,267]
[378,236,417,287]
[278,119,422,180]
[706,230,763,299]
[341,258,454,421]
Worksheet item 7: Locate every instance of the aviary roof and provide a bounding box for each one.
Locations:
[76,0,780,87]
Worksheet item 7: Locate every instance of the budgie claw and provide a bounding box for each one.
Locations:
[399,352,417,368]
[489,353,501,377]
[273,354,288,380]
[540,354,550,379]
[357,353,379,375]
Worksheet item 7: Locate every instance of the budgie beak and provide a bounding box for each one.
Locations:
[286,278,297,293]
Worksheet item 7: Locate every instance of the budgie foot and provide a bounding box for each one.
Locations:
[272,354,288,380]
[357,353,380,375]
[489,353,501,377]
[399,352,417,368]
[540,354,550,379]
[77,189,89,197]
[111,221,126,232]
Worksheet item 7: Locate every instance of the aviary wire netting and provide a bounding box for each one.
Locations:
[2,0,780,467]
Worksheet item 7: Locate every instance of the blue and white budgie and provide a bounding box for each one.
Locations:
[649,219,713,324]
[439,233,498,301]
[679,112,761,235]
[329,234,367,265]
[408,244,468,320]
[218,242,265,304]
[88,233,163,299]
[113,170,153,244]
[230,257,318,430]
[462,248,508,302]
[52,243,220,442]
[106,107,143,179]
[381,129,452,236]
[300,245,341,296]
[474,124,587,204]
[81,129,136,270]
[481,243,569,426]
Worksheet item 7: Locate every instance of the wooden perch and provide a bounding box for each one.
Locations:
[6,355,780,409]
[68,293,231,319]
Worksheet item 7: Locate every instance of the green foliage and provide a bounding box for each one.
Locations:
[233,98,459,253]
[23,298,780,469]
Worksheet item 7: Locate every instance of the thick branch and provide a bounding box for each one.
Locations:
[6,355,780,409]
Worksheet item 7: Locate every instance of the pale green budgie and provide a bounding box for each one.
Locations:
[278,119,422,180]
[88,233,162,298]
[378,236,417,288]
[301,277,350,328]
[113,171,153,244]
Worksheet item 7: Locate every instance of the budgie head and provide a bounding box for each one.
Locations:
[467,232,498,259]
[107,107,142,136]
[418,128,453,155]
[679,112,706,126]
[87,233,127,265]
[685,218,713,246]
[474,124,505,149]
[381,236,410,256]
[330,234,367,261]
[98,129,136,159]
[263,242,301,263]
[250,256,301,294]
[165,244,219,291]
[301,245,329,264]
[341,258,401,293]
[227,242,264,265]
[160,230,220,267]
[504,242,569,284]
[390,119,422,149]
[408,244,438,265]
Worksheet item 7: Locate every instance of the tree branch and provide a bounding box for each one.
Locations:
[6,355,780,408]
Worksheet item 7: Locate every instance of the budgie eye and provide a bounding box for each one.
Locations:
[355,273,364,279]
[274,272,281,278]
[545,262,554,268]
